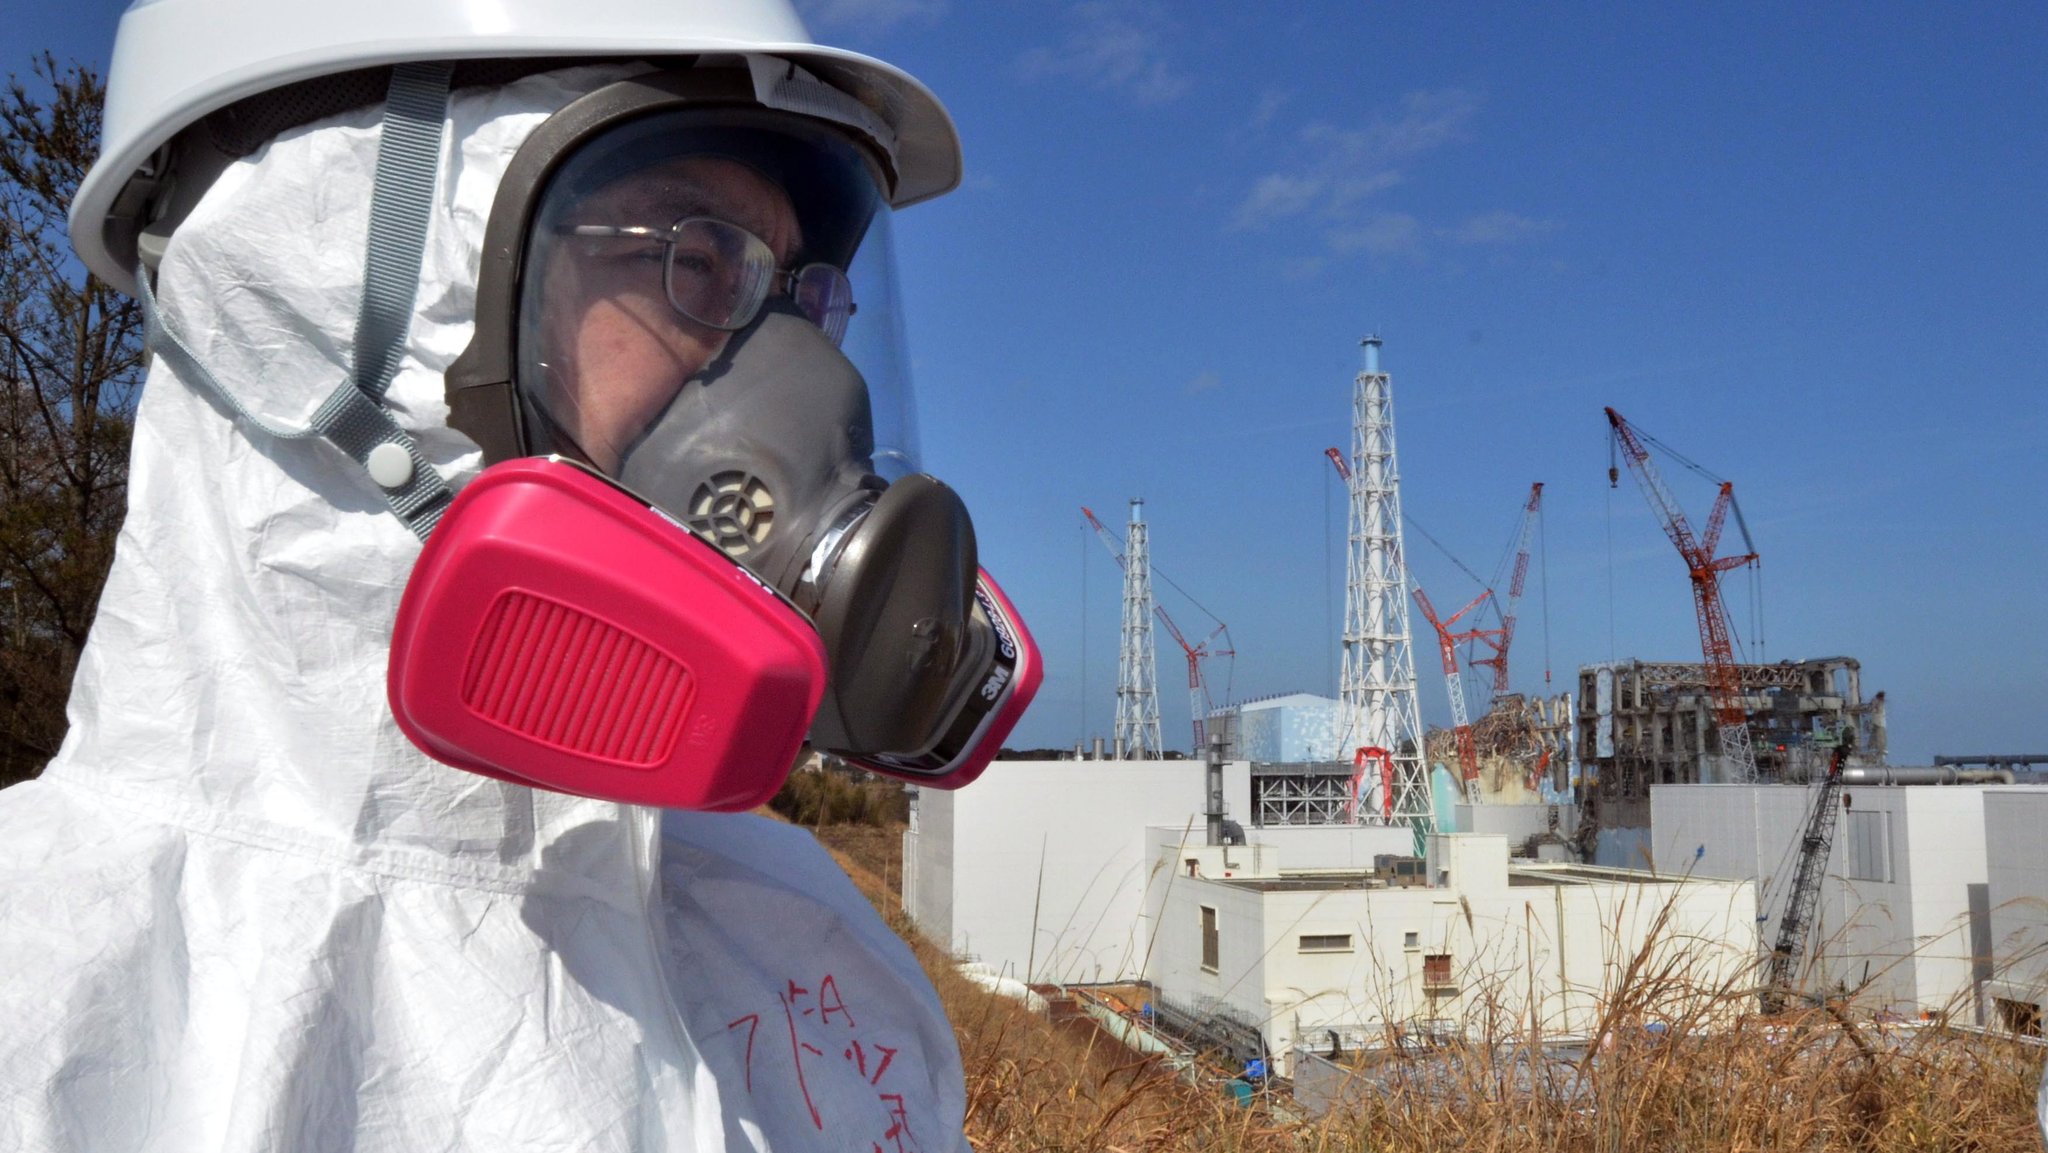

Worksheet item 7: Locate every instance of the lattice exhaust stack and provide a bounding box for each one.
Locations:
[1113,499,1164,759]
[1339,337,1431,832]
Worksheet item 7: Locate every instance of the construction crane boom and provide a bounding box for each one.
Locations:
[1081,506,1233,753]
[1605,407,1761,782]
[1470,482,1544,698]
[1762,734,1854,1014]
[1412,586,1493,802]
[1152,608,1235,753]
[1082,505,1126,568]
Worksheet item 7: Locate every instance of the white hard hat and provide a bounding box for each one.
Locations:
[69,0,961,294]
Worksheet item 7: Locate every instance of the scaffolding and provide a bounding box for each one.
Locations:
[1250,763,1359,826]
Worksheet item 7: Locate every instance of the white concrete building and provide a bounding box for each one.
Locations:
[1650,782,2048,1020]
[904,760,1252,983]
[1210,692,1345,762]
[906,764,1762,1079]
[1983,786,2048,1035]
[903,760,1411,984]
[1144,834,1757,1076]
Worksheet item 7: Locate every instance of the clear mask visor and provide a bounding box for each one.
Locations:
[516,108,921,525]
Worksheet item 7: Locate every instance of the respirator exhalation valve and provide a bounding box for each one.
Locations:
[688,470,776,556]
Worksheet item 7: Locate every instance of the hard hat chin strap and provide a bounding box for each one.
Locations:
[135,63,457,540]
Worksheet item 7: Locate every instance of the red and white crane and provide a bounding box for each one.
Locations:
[1605,407,1761,781]
[1468,482,1544,700]
[1323,446,1349,482]
[1081,506,1235,754]
[1154,610,1235,754]
[1410,586,1494,803]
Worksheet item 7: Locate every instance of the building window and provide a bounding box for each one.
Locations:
[1298,934,1353,953]
[1200,906,1219,972]
[1403,931,1420,949]
[1422,953,1454,992]
[1996,997,2042,1038]
[1845,809,1892,883]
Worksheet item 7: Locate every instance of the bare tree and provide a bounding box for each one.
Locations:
[0,56,142,786]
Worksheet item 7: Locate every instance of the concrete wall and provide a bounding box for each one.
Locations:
[1652,785,1813,907]
[1983,787,2048,1032]
[1150,863,1271,1037]
[903,759,1252,983]
[1242,824,1416,870]
[1823,786,1987,1015]
[1652,783,1996,1017]
[905,776,954,941]
[1455,802,1557,844]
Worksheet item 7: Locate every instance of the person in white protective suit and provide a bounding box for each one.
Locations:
[0,1,1045,1149]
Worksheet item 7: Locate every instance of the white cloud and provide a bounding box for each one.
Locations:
[1447,209,1555,246]
[1282,256,1328,281]
[792,0,945,35]
[1016,1,1189,106]
[1328,212,1424,258]
[1235,87,1479,231]
[1367,88,1483,156]
[1232,88,1553,263]
[1247,89,1290,131]
[1317,169,1404,217]
[1233,173,1326,228]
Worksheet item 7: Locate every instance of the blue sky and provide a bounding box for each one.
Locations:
[15,3,2048,762]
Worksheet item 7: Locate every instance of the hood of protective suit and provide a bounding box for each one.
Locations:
[0,66,965,1151]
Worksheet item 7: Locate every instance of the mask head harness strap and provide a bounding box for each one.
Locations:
[135,63,460,540]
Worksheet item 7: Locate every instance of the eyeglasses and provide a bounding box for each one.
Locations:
[561,216,857,346]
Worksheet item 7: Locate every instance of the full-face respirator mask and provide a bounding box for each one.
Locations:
[381,70,1038,809]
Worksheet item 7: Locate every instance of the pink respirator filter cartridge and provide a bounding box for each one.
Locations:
[389,457,828,811]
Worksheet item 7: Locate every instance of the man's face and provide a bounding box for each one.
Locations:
[540,156,802,471]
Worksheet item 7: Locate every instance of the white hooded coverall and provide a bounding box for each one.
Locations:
[0,66,968,1152]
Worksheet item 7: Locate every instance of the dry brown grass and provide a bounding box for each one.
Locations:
[934,955,1298,1151]
[801,818,2046,1152]
[1306,1006,2042,1152]
[809,819,1300,1150]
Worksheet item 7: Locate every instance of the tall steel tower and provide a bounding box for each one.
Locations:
[1339,337,1431,831]
[1113,498,1164,759]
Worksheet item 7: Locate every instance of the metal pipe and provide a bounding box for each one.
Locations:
[1077,994,1187,1062]
[1842,766,2015,786]
[1360,334,1382,374]
[1206,730,1226,846]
